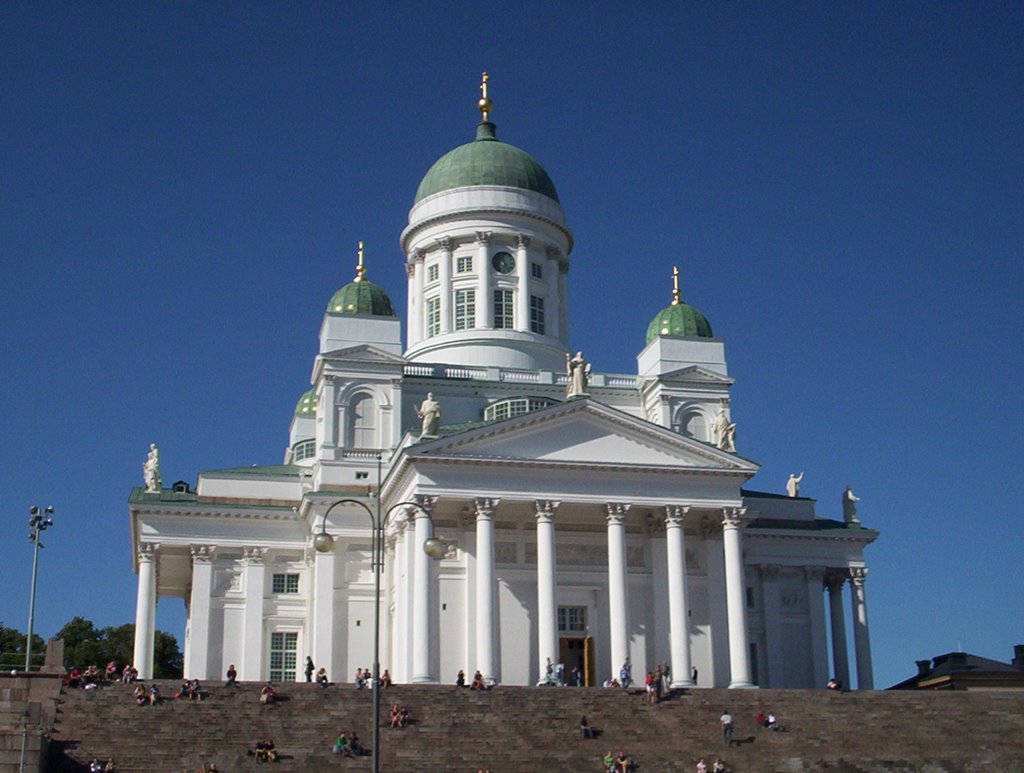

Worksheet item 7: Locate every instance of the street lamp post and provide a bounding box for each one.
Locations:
[25,506,55,672]
[313,478,443,773]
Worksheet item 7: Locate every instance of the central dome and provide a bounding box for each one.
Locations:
[414,122,559,204]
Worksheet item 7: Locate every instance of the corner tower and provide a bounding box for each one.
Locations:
[401,74,573,371]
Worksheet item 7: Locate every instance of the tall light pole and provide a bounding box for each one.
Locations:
[313,475,444,773]
[25,506,55,672]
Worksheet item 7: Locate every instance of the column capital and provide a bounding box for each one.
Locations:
[405,262,415,278]
[664,504,690,526]
[849,566,869,587]
[721,506,748,529]
[804,565,828,584]
[474,231,491,246]
[436,235,454,252]
[414,494,438,516]
[474,497,501,519]
[534,499,560,522]
[516,234,531,248]
[137,542,159,563]
[545,245,562,260]
[413,248,427,261]
[242,547,267,566]
[824,570,848,592]
[759,563,782,580]
[190,545,217,564]
[605,502,632,524]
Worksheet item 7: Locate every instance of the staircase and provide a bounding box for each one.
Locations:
[47,681,1024,772]
[0,674,61,773]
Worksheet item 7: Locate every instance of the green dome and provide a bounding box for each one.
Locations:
[295,388,317,416]
[646,302,714,344]
[414,122,559,204]
[326,279,395,317]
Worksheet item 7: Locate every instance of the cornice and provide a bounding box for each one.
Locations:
[401,206,574,256]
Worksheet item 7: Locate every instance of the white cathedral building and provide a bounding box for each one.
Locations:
[130,81,878,691]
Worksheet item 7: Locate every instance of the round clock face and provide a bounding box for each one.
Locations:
[491,251,516,274]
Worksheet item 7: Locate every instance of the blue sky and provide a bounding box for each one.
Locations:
[1,2,1021,689]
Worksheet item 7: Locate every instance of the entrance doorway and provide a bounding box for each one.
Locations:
[559,637,594,686]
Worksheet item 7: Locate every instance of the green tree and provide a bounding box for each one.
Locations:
[55,617,182,678]
[0,621,45,670]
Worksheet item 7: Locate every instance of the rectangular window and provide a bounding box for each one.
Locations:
[530,295,545,335]
[269,632,298,682]
[558,606,587,633]
[427,264,439,283]
[272,573,300,594]
[426,296,440,337]
[454,289,476,331]
[746,586,755,608]
[493,289,514,330]
[456,255,473,273]
[531,262,543,279]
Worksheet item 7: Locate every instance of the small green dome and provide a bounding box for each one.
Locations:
[326,279,395,317]
[295,388,317,416]
[646,302,714,344]
[414,122,559,204]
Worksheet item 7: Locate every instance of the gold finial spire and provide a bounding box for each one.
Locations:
[671,266,681,305]
[478,72,493,122]
[354,241,366,282]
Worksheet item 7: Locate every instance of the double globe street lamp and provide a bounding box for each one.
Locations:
[25,506,55,671]
[313,494,445,773]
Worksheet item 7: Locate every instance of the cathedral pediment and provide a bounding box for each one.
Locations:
[318,344,407,364]
[407,398,757,473]
[654,366,734,385]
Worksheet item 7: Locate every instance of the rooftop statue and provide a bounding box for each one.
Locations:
[417,392,441,437]
[713,407,737,452]
[143,444,161,493]
[786,471,804,498]
[843,485,861,524]
[566,351,591,398]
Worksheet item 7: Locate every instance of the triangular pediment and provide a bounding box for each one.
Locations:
[656,365,734,385]
[319,344,407,365]
[408,398,757,473]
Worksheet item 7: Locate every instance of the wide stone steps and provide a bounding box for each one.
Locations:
[47,681,1024,772]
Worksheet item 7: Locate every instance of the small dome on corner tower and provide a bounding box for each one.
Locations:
[326,241,396,317]
[645,266,714,344]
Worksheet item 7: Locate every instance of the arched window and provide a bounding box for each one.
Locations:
[678,410,708,442]
[349,394,378,448]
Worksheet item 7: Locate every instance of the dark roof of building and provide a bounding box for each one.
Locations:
[889,650,1024,690]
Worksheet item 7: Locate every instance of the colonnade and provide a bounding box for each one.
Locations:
[826,567,874,689]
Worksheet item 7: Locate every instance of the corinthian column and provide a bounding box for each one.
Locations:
[476,232,493,328]
[535,500,560,681]
[133,542,158,679]
[826,572,851,689]
[436,237,453,335]
[185,545,215,680]
[664,505,695,688]
[475,497,500,683]
[721,508,754,688]
[412,496,438,683]
[241,547,267,681]
[850,567,874,689]
[515,234,531,332]
[606,503,632,679]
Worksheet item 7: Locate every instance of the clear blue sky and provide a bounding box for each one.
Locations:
[2,2,1021,689]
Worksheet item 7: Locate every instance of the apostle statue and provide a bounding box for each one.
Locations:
[842,485,861,524]
[786,471,804,498]
[417,392,441,437]
[713,406,737,452]
[565,351,591,398]
[143,443,161,492]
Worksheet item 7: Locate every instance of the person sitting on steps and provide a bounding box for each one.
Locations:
[259,682,275,705]
[614,750,631,772]
[254,739,278,763]
[315,667,329,687]
[580,715,595,739]
[225,664,237,687]
[471,670,486,690]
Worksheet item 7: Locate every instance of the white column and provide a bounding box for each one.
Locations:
[312,543,336,681]
[546,252,560,339]
[412,496,438,683]
[805,566,830,688]
[320,380,336,451]
[393,518,413,682]
[606,503,631,680]
[664,506,694,688]
[241,548,267,681]
[184,546,215,680]
[475,232,492,329]
[826,572,851,689]
[475,497,499,683]
[850,568,874,689]
[132,543,158,679]
[535,499,560,681]
[515,234,531,333]
[436,237,452,335]
[412,250,426,345]
[721,508,754,688]
[759,564,784,687]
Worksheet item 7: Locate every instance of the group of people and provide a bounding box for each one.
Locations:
[455,669,490,690]
[68,662,139,689]
[388,704,411,728]
[253,739,278,763]
[601,750,633,772]
[195,764,220,772]
[132,684,160,706]
[87,758,115,771]
[176,678,204,701]
[695,757,728,772]
[754,710,785,732]
[331,731,366,757]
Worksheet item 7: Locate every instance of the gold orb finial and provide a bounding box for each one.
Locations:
[671,266,681,305]
[354,240,366,282]
[478,72,493,122]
